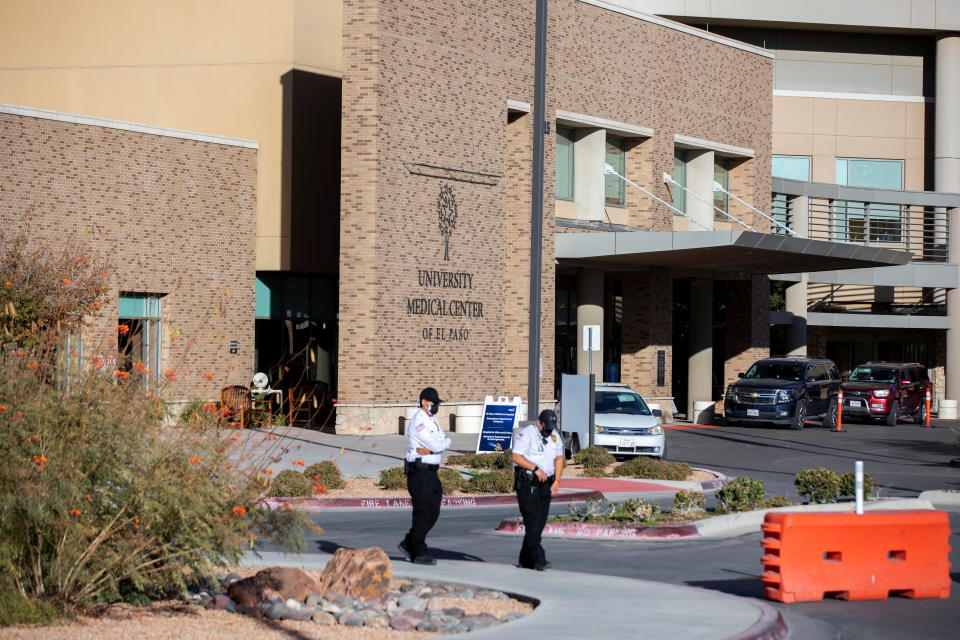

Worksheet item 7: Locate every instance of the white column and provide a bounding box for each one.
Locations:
[688,278,713,419]
[685,149,715,231]
[574,128,605,221]
[938,37,960,401]
[576,268,604,379]
[785,194,808,356]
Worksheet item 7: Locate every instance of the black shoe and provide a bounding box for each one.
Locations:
[534,562,550,571]
[397,540,413,562]
[412,554,437,566]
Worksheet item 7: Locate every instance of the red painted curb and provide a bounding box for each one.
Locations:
[262,490,605,510]
[497,519,700,540]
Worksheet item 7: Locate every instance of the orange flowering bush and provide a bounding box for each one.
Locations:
[0,350,309,618]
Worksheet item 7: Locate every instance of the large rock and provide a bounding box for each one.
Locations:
[227,567,322,607]
[315,547,392,600]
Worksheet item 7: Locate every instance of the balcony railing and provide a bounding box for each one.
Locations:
[772,178,960,263]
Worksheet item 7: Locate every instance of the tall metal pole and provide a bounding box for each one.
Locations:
[527,0,547,421]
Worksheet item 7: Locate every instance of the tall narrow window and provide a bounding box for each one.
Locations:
[555,126,574,200]
[713,158,729,221]
[673,149,687,213]
[604,136,626,206]
[118,293,163,387]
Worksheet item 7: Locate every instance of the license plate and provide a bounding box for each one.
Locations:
[849,400,861,407]
[746,409,759,416]
[618,439,635,448]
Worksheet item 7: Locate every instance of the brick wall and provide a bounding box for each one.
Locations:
[621,268,673,400]
[724,276,772,389]
[0,112,257,402]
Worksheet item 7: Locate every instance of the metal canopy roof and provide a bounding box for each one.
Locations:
[555,230,910,274]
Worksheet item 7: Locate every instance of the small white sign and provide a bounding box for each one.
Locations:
[582,325,601,352]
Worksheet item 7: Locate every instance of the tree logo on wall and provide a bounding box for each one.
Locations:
[437,183,458,261]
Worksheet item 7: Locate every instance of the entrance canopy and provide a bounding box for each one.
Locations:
[555,230,910,274]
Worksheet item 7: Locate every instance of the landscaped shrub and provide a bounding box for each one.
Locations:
[614,456,691,481]
[565,498,617,522]
[838,471,874,498]
[794,467,841,503]
[303,460,345,489]
[177,398,210,427]
[759,495,795,509]
[673,489,706,512]
[619,498,662,524]
[447,451,512,469]
[268,470,312,497]
[438,468,464,493]
[463,469,514,494]
[574,446,615,468]
[378,466,407,490]
[715,477,766,512]
[580,464,609,478]
[446,453,477,466]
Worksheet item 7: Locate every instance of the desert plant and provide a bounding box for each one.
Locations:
[838,471,874,498]
[565,498,617,521]
[673,489,706,512]
[446,453,478,466]
[303,460,345,490]
[463,469,514,494]
[438,468,464,493]
[378,466,407,490]
[580,464,609,478]
[268,470,312,497]
[759,495,795,509]
[715,477,766,512]
[447,451,512,469]
[794,467,841,504]
[574,445,615,468]
[618,498,662,524]
[614,456,691,481]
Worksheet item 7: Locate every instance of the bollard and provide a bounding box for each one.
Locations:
[925,389,931,427]
[830,390,845,433]
[854,461,863,515]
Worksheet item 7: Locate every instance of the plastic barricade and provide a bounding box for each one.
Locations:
[761,510,951,602]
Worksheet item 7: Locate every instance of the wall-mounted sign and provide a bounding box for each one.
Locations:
[475,395,522,454]
[229,340,238,354]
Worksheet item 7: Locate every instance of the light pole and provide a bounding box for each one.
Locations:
[527,0,547,421]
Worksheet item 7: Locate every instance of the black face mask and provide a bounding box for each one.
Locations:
[539,424,553,438]
[429,402,440,416]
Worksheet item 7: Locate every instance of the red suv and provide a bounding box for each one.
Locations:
[840,362,933,426]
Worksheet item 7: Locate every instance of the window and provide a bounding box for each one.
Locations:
[556,126,574,200]
[604,136,626,206]
[673,149,687,213]
[808,364,828,382]
[835,158,904,243]
[772,155,811,181]
[713,158,729,221]
[118,293,163,387]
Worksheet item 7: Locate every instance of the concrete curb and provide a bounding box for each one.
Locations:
[242,551,788,640]
[493,498,935,541]
[918,489,960,506]
[262,490,605,510]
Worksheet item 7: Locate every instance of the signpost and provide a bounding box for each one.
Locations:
[583,324,600,378]
[476,395,522,454]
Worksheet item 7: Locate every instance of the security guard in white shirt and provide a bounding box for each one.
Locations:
[398,387,451,565]
[511,409,565,571]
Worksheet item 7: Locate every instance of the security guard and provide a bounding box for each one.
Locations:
[511,409,564,571]
[398,387,451,565]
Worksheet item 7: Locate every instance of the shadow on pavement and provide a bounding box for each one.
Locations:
[684,577,763,599]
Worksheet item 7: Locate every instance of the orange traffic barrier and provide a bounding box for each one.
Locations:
[761,510,951,602]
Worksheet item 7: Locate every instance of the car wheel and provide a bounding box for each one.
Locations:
[659,440,667,459]
[886,400,899,426]
[914,401,927,425]
[790,400,807,430]
[822,399,838,430]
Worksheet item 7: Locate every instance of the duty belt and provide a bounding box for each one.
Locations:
[405,459,439,472]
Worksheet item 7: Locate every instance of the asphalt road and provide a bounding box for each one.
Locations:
[262,420,960,639]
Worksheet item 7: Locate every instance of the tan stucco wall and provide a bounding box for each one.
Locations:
[0,0,342,271]
[773,96,927,189]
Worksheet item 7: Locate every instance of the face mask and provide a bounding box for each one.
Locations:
[429,402,439,416]
[539,423,552,437]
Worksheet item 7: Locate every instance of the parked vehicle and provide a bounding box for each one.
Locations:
[562,383,665,459]
[840,362,932,426]
[723,357,841,430]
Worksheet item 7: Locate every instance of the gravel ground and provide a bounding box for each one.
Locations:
[0,574,533,640]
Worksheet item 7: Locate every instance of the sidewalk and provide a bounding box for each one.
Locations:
[244,550,787,640]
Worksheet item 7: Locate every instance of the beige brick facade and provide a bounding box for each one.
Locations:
[0,111,257,402]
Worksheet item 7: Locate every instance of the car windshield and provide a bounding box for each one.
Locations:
[595,391,651,416]
[848,367,897,383]
[743,363,804,381]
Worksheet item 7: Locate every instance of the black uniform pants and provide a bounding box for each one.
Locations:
[404,464,442,557]
[516,477,554,569]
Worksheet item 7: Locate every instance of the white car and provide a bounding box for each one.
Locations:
[564,383,666,458]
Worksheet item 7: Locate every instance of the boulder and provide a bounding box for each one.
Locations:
[315,547,392,600]
[312,610,336,625]
[227,567,322,607]
[390,614,419,631]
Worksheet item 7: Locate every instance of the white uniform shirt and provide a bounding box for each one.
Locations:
[405,408,451,464]
[511,424,564,477]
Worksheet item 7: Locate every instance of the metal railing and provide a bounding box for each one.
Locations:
[771,178,960,263]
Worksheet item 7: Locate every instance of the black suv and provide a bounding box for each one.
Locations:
[723,357,841,429]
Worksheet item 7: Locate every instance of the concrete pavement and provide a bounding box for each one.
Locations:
[243,550,787,640]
